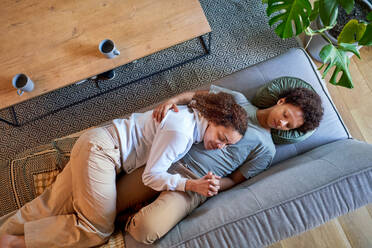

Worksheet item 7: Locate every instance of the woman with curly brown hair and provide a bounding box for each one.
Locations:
[0,92,247,248]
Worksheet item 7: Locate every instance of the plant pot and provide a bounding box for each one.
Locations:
[306,0,372,62]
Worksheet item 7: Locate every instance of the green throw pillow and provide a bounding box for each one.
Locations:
[252,76,316,144]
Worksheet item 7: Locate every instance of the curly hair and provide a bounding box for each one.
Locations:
[279,88,324,132]
[188,92,248,135]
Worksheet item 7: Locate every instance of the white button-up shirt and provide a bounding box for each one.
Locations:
[113,106,208,192]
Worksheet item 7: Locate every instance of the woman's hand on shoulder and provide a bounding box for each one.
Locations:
[152,100,179,123]
[152,90,207,122]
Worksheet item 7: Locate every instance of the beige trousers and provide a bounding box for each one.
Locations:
[123,162,207,244]
[0,126,121,248]
[0,125,206,247]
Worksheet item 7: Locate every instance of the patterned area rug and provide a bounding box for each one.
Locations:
[0,0,299,159]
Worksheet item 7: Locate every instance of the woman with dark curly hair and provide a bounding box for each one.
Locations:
[0,92,247,248]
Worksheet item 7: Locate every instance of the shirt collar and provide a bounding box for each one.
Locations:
[193,109,208,143]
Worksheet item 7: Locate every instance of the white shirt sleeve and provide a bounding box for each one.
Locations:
[142,130,191,191]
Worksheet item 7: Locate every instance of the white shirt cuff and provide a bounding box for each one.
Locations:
[176,178,188,192]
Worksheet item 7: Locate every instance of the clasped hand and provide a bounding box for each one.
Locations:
[186,172,221,197]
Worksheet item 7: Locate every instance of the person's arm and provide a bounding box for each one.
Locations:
[218,150,275,192]
[218,142,276,193]
[153,90,208,122]
[185,172,221,197]
[186,169,245,196]
[142,130,191,192]
[143,131,221,197]
[219,170,246,192]
[142,131,219,197]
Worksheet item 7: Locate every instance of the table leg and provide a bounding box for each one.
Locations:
[0,107,20,127]
[199,32,211,54]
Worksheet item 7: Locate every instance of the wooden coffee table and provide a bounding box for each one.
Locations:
[0,0,211,126]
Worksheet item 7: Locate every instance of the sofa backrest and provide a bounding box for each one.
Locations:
[209,48,350,165]
[64,48,350,166]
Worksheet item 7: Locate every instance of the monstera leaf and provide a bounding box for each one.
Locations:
[319,0,339,26]
[359,12,372,46]
[309,0,320,21]
[339,12,372,46]
[338,19,367,44]
[319,43,360,88]
[337,0,355,14]
[368,11,372,21]
[358,23,372,46]
[319,0,354,26]
[266,0,312,38]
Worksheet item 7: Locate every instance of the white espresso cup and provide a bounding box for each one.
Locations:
[99,39,120,59]
[12,74,35,96]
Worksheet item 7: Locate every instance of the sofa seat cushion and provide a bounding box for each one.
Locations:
[246,138,372,207]
[124,138,372,248]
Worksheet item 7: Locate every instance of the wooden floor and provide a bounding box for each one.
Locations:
[268,46,372,247]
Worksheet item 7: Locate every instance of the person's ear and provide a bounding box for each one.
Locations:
[277,98,286,105]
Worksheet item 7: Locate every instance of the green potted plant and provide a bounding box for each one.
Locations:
[263,0,372,88]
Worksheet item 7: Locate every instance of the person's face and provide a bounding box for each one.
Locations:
[203,122,242,150]
[266,98,304,131]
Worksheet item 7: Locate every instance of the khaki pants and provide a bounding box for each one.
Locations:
[123,162,207,244]
[0,126,121,248]
[0,125,206,247]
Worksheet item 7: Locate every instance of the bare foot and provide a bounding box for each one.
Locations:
[0,234,26,248]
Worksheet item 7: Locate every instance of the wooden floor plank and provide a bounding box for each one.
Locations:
[338,207,372,248]
[327,83,365,141]
[277,220,352,248]
[325,57,371,111]
[366,205,372,218]
[353,47,372,92]
[310,219,352,248]
[280,228,317,248]
[266,241,284,248]
[350,99,372,143]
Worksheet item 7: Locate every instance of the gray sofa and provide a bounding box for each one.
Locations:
[123,48,372,247]
[1,48,371,248]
